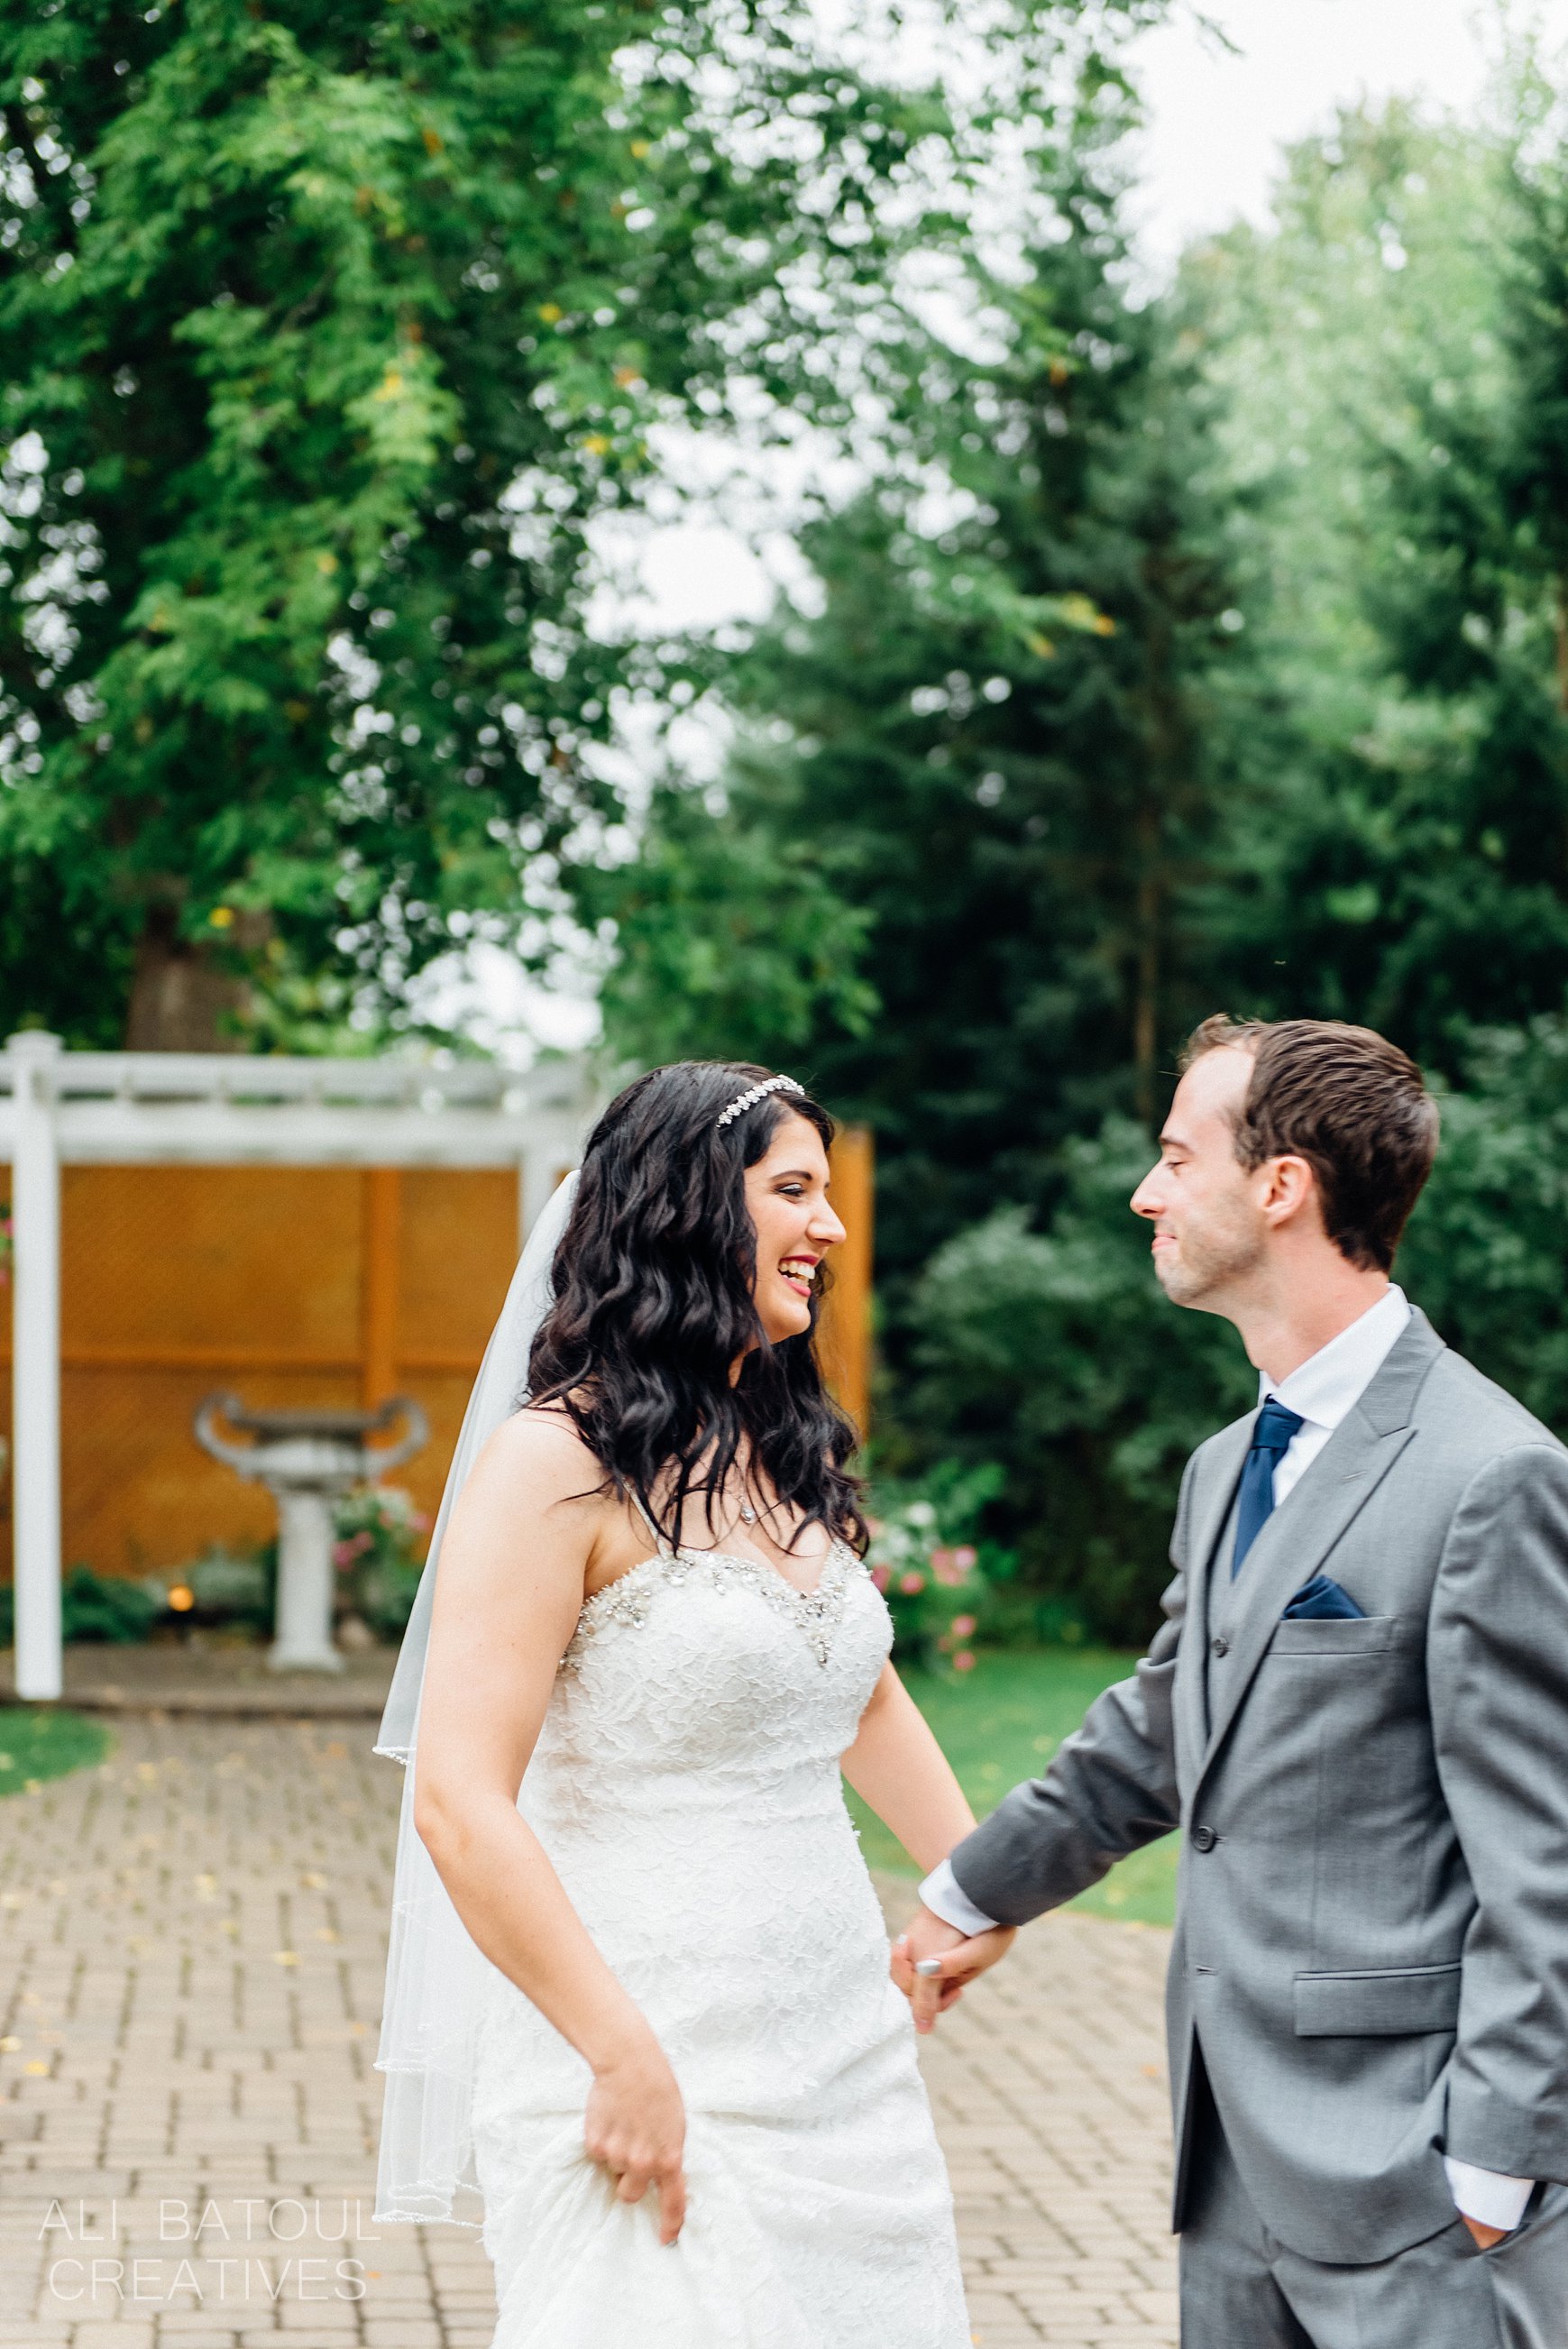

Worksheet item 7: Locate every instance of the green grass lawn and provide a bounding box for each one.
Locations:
[847,1647,1179,1927]
[0,1707,111,1797]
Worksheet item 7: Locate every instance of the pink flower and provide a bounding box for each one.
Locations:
[930,1547,964,1586]
[953,1546,977,1571]
[898,1570,926,1596]
[951,1614,977,1639]
[953,1649,977,1673]
[333,1542,357,1569]
[869,1564,891,1593]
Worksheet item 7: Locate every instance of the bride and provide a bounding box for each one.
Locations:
[373,1061,1013,2347]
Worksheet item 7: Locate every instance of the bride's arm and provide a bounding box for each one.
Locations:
[841,1663,1017,2014]
[839,1660,977,1871]
[413,1413,687,2243]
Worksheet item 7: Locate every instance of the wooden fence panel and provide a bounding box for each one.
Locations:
[0,1141,873,1583]
[0,1164,517,1580]
[818,1126,875,1436]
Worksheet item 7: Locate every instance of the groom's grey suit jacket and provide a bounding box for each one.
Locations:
[947,1308,1568,2265]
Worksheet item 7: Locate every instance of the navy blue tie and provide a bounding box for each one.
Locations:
[1232,1397,1304,1577]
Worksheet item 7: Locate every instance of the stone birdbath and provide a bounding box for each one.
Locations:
[194,1394,428,1673]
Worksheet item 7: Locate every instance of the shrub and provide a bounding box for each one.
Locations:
[0,1496,428,1655]
[0,1565,160,1647]
[334,1484,427,1638]
[865,1463,1012,1672]
[140,1546,273,1633]
[188,1547,271,1624]
[908,1118,1252,1644]
[904,1023,1568,1644]
[1397,1018,1568,1427]
[65,1565,162,1643]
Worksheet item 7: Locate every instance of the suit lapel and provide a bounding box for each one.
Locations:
[1192,1308,1444,1796]
[1178,1416,1253,1782]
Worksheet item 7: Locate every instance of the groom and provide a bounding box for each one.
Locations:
[895,1016,1568,2345]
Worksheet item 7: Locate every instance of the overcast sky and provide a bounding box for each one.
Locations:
[1129,0,1568,265]
[467,1,1568,1053]
[629,3,1568,638]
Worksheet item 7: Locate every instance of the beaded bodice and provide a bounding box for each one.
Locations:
[560,1539,860,1675]
[525,1534,888,1812]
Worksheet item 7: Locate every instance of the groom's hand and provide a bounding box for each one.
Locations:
[892,1905,1016,2034]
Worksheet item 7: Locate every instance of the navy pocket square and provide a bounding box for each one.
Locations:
[1283,1574,1367,1621]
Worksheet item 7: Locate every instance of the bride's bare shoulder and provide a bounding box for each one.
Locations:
[474,1399,605,1507]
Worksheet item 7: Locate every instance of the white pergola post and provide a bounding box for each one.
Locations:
[0,1043,599,1693]
[9,1032,63,1702]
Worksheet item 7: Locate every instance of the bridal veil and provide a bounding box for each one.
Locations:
[373,1169,580,2225]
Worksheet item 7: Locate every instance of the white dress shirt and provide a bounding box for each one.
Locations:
[919,1283,1534,2234]
[1261,1281,1409,1506]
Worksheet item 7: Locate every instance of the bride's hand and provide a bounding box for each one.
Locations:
[583,2031,689,2244]
[892,1910,1017,2033]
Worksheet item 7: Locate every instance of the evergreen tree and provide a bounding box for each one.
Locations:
[908,1010,1568,1644]
[607,148,1252,1305]
[903,100,1568,1633]
[601,85,1568,1641]
[1191,103,1568,1068]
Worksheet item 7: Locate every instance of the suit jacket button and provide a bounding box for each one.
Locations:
[1191,1824,1217,1853]
[1211,1635,1230,1657]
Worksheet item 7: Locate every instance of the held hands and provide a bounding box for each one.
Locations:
[891,1905,1016,2034]
[888,1931,1512,2254]
[892,1925,1513,2252]
[583,2030,688,2244]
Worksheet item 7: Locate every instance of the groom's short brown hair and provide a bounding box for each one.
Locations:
[1181,1016,1440,1272]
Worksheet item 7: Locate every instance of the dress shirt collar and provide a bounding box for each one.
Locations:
[1259,1284,1411,1431]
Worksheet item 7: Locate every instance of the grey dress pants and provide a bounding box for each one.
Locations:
[1179,2063,1568,2349]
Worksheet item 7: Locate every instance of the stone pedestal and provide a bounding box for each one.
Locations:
[194,1396,427,1673]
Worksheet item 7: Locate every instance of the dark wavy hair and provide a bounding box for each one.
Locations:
[527,1061,867,1555]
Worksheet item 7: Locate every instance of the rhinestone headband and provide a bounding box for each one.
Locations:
[715,1075,804,1130]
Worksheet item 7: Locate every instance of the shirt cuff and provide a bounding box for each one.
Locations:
[1444,2156,1535,2233]
[918,1856,1001,1938]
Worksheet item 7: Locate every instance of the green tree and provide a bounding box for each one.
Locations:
[908,1118,1252,1641]
[607,140,1253,1298]
[1397,1016,1568,1429]
[907,1019,1568,1642]
[605,78,1568,1645]
[0,0,997,1046]
[587,785,878,1069]
[1187,100,1568,1066]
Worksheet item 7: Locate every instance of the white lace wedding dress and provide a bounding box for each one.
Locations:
[469,1528,971,2349]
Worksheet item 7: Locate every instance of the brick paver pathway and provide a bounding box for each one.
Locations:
[0,1718,1178,2347]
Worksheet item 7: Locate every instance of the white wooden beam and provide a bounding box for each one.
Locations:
[49,1099,563,1167]
[9,1032,62,1702]
[0,1051,600,1170]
